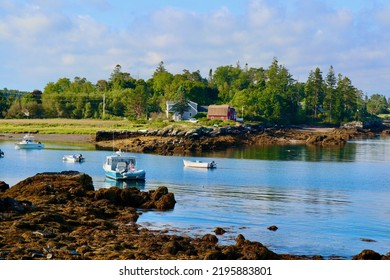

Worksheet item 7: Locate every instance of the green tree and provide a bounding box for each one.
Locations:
[212,65,243,103]
[0,91,11,117]
[109,64,136,90]
[335,74,360,122]
[154,61,167,75]
[305,67,324,120]
[259,58,297,123]
[6,93,43,118]
[366,94,388,115]
[323,66,337,123]
[170,85,190,119]
[125,83,149,119]
[83,102,93,118]
[149,62,173,112]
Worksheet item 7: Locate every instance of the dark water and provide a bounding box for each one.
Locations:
[1,136,390,259]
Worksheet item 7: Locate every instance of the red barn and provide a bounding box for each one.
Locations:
[207,105,237,121]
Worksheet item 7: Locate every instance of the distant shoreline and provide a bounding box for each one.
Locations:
[2,123,388,156]
[0,133,94,143]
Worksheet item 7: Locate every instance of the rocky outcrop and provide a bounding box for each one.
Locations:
[95,124,387,155]
[94,186,176,210]
[5,171,94,204]
[95,125,261,155]
[95,125,265,142]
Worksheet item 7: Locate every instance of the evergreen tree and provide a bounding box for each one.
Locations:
[305,67,324,120]
[170,85,190,120]
[324,66,337,123]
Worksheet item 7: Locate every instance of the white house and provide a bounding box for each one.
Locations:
[166,100,198,121]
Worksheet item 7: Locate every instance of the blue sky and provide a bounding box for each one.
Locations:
[1,0,389,96]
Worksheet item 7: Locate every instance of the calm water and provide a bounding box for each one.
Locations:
[1,136,390,259]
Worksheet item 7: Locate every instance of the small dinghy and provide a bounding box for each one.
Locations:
[183,159,217,169]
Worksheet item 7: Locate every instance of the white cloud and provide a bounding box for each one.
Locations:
[1,0,390,96]
[61,54,76,65]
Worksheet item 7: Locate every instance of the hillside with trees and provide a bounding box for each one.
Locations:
[1,58,387,125]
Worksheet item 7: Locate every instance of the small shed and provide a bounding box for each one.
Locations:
[207,105,237,121]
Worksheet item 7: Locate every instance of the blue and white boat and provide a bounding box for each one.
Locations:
[103,150,146,180]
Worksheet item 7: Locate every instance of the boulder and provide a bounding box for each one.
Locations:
[95,186,175,210]
[2,171,94,204]
[201,234,218,244]
[352,249,382,260]
[239,241,280,260]
[0,181,9,192]
[162,240,183,255]
[153,192,176,210]
[267,225,278,231]
[213,227,226,235]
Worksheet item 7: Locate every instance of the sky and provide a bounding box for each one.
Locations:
[1,0,390,97]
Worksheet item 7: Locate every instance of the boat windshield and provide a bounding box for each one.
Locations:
[110,157,136,166]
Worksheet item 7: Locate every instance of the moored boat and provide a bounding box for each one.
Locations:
[183,159,217,169]
[0,149,4,157]
[63,153,85,162]
[15,134,44,149]
[103,150,146,180]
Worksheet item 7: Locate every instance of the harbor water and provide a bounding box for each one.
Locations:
[1,136,390,259]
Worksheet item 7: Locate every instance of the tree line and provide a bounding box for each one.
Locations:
[1,58,388,124]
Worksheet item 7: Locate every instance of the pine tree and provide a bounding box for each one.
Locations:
[324,66,336,123]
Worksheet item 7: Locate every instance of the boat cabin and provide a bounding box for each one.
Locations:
[106,155,136,172]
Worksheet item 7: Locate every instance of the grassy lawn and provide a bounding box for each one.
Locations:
[0,118,201,134]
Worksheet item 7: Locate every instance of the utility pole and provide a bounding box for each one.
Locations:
[102,94,105,119]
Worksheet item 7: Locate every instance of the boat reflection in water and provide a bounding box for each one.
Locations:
[103,177,145,189]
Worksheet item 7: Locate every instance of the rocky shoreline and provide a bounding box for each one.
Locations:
[95,123,388,156]
[1,172,389,260]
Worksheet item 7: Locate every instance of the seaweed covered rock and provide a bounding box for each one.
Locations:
[3,171,94,204]
[0,181,9,192]
[95,186,176,210]
[352,249,383,260]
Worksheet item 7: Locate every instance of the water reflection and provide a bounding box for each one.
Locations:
[203,143,358,162]
[103,178,145,189]
[2,137,390,258]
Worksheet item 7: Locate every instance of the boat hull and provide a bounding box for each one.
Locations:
[104,168,146,180]
[15,143,45,149]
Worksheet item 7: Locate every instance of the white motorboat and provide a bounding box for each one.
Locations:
[183,159,217,169]
[103,150,146,180]
[63,153,85,162]
[15,134,44,149]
